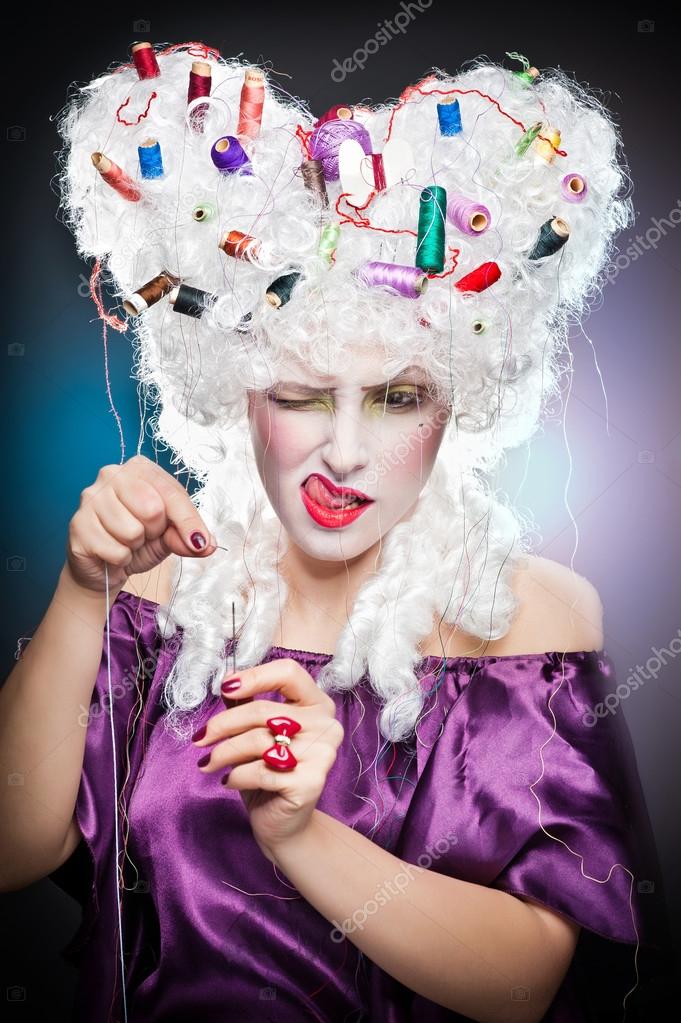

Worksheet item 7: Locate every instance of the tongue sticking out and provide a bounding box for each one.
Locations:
[304,476,364,510]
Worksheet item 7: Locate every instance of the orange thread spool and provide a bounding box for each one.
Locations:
[219,230,262,263]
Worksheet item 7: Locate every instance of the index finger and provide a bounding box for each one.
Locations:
[220,658,335,709]
[131,455,216,554]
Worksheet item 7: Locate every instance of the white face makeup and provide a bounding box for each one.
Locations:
[247,347,452,562]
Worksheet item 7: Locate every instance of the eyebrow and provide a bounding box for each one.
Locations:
[273,367,428,394]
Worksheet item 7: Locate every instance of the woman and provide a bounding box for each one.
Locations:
[1,42,668,1022]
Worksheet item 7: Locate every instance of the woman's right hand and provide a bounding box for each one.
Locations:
[65,454,216,594]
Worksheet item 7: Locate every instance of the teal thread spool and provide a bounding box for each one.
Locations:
[416,185,447,274]
[265,272,302,309]
[528,216,570,260]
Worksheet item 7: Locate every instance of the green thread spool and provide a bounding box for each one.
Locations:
[516,121,542,157]
[193,202,215,222]
[265,271,302,309]
[416,185,447,274]
[319,222,341,264]
[528,216,570,260]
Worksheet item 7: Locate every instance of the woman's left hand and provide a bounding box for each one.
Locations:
[192,659,344,863]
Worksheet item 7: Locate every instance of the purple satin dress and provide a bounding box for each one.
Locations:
[18,589,670,1022]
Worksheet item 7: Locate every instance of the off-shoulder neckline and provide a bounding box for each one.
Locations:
[114,588,607,666]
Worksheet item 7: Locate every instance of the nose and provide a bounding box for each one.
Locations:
[320,403,370,480]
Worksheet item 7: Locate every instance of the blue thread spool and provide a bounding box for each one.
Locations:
[437,98,462,136]
[138,138,164,179]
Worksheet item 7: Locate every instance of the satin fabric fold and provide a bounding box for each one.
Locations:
[15,588,668,1022]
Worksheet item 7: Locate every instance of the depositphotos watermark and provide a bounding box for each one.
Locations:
[582,629,681,727]
[329,829,457,941]
[605,198,681,284]
[331,0,433,83]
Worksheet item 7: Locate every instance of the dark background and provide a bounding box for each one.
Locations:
[2,4,679,1018]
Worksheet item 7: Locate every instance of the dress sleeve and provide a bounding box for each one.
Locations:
[398,650,673,1020]
[15,590,165,966]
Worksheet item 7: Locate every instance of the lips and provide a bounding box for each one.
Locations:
[303,473,373,509]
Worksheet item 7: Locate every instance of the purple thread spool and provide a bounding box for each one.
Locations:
[446,193,490,236]
[308,119,372,181]
[560,173,588,203]
[355,261,429,300]
[211,135,252,175]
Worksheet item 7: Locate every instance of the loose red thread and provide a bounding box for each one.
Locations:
[116,90,158,126]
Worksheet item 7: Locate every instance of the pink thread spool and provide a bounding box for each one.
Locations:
[237,69,265,140]
[560,173,588,203]
[91,152,141,202]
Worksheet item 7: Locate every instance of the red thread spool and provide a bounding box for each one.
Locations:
[219,230,262,263]
[187,61,212,133]
[454,261,501,293]
[131,41,160,80]
[237,69,265,140]
[314,104,353,127]
[91,152,141,202]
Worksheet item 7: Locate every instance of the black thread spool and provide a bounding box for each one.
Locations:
[265,272,302,309]
[527,216,570,261]
[169,284,217,319]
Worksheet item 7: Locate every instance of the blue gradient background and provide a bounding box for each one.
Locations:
[2,5,679,1018]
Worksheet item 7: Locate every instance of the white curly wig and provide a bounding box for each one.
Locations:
[55,43,632,744]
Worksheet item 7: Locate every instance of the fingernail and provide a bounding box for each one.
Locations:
[221,678,241,694]
[221,771,232,785]
[190,531,207,550]
[197,753,211,768]
[191,725,207,743]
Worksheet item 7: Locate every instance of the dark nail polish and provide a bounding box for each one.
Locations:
[192,725,207,743]
[190,531,207,550]
[197,753,211,768]
[221,772,232,785]
[221,678,241,694]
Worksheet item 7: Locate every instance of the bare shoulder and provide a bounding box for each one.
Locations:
[119,555,178,605]
[421,555,604,659]
[500,555,604,654]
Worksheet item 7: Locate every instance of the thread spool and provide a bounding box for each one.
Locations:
[315,105,353,126]
[91,152,141,202]
[308,119,372,182]
[138,138,163,179]
[319,223,341,264]
[446,193,490,236]
[169,285,216,319]
[192,202,215,222]
[415,185,447,274]
[516,121,542,157]
[533,126,561,165]
[300,159,329,208]
[123,270,180,316]
[237,69,265,140]
[454,261,501,293]
[513,67,539,86]
[187,62,211,133]
[527,217,570,260]
[355,261,429,300]
[437,98,462,136]
[472,320,486,335]
[211,135,252,175]
[219,229,262,264]
[561,173,588,204]
[265,272,302,309]
[131,41,160,80]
